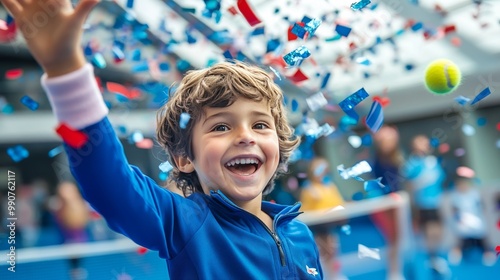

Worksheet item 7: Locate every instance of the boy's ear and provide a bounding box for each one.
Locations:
[173,156,195,173]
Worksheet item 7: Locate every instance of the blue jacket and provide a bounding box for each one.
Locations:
[65,118,323,279]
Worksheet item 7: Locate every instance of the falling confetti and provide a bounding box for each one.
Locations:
[7,145,29,162]
[365,100,384,133]
[179,112,191,129]
[306,92,328,112]
[159,161,174,173]
[358,244,381,260]
[237,0,262,26]
[351,0,371,11]
[338,88,369,121]
[283,45,311,67]
[470,87,491,105]
[20,95,39,111]
[55,123,89,149]
[337,160,372,181]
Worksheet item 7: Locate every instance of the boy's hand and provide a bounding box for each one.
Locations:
[1,0,100,77]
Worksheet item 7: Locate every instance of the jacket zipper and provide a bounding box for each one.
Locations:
[215,192,287,266]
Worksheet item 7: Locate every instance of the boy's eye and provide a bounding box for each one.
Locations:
[213,124,229,131]
[254,123,268,129]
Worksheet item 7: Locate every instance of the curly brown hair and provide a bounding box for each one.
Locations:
[156,61,300,196]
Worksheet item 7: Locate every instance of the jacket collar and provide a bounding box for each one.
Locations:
[209,190,302,222]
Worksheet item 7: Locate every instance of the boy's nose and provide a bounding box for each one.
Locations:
[235,127,256,145]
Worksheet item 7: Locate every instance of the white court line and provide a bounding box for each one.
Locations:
[0,238,140,265]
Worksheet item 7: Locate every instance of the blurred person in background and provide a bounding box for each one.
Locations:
[300,157,346,280]
[49,181,90,280]
[370,125,406,280]
[403,134,448,278]
[448,175,496,266]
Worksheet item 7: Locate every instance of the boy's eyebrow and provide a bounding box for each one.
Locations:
[203,111,273,125]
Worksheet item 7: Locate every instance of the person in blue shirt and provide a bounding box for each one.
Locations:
[2,0,323,278]
[403,134,448,277]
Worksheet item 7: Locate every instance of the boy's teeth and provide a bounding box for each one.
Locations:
[226,158,259,166]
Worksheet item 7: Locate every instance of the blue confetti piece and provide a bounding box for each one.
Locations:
[470,87,491,106]
[251,26,265,36]
[129,131,144,143]
[291,23,307,39]
[126,0,134,8]
[477,117,487,126]
[351,0,371,11]
[335,24,352,37]
[454,96,470,106]
[361,134,372,146]
[430,137,440,147]
[337,160,372,181]
[223,49,233,60]
[83,42,94,56]
[112,46,125,61]
[7,145,29,162]
[352,191,365,201]
[116,125,127,135]
[364,177,384,192]
[356,57,371,66]
[48,146,64,158]
[91,53,107,69]
[338,88,369,121]
[304,18,322,37]
[159,172,169,181]
[411,22,423,31]
[176,60,191,72]
[2,104,14,114]
[341,225,351,235]
[131,49,141,61]
[132,62,149,73]
[20,95,39,111]
[180,112,191,129]
[404,64,414,71]
[283,45,311,67]
[320,72,331,89]
[266,39,281,53]
[159,161,173,173]
[365,100,384,133]
[291,99,299,112]
[159,62,170,72]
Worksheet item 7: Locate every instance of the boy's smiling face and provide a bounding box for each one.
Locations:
[187,97,280,206]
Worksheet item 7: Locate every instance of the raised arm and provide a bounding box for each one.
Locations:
[1,0,97,77]
[3,0,206,258]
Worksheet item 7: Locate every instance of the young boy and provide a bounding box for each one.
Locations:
[2,0,323,278]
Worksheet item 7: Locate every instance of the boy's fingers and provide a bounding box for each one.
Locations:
[1,0,23,18]
[73,0,100,24]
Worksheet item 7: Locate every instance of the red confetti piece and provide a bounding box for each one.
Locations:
[227,6,239,15]
[450,36,461,47]
[237,0,261,27]
[137,247,148,255]
[438,143,450,154]
[287,22,304,41]
[496,122,500,131]
[0,21,16,43]
[372,96,390,107]
[496,246,500,256]
[443,24,456,34]
[5,69,23,80]
[286,69,308,83]
[55,123,89,148]
[135,138,154,149]
[106,82,141,100]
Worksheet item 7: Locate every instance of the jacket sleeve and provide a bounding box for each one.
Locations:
[41,64,207,259]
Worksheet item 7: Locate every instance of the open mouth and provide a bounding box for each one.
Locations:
[225,157,262,176]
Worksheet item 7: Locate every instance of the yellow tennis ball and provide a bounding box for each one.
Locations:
[424,59,462,95]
